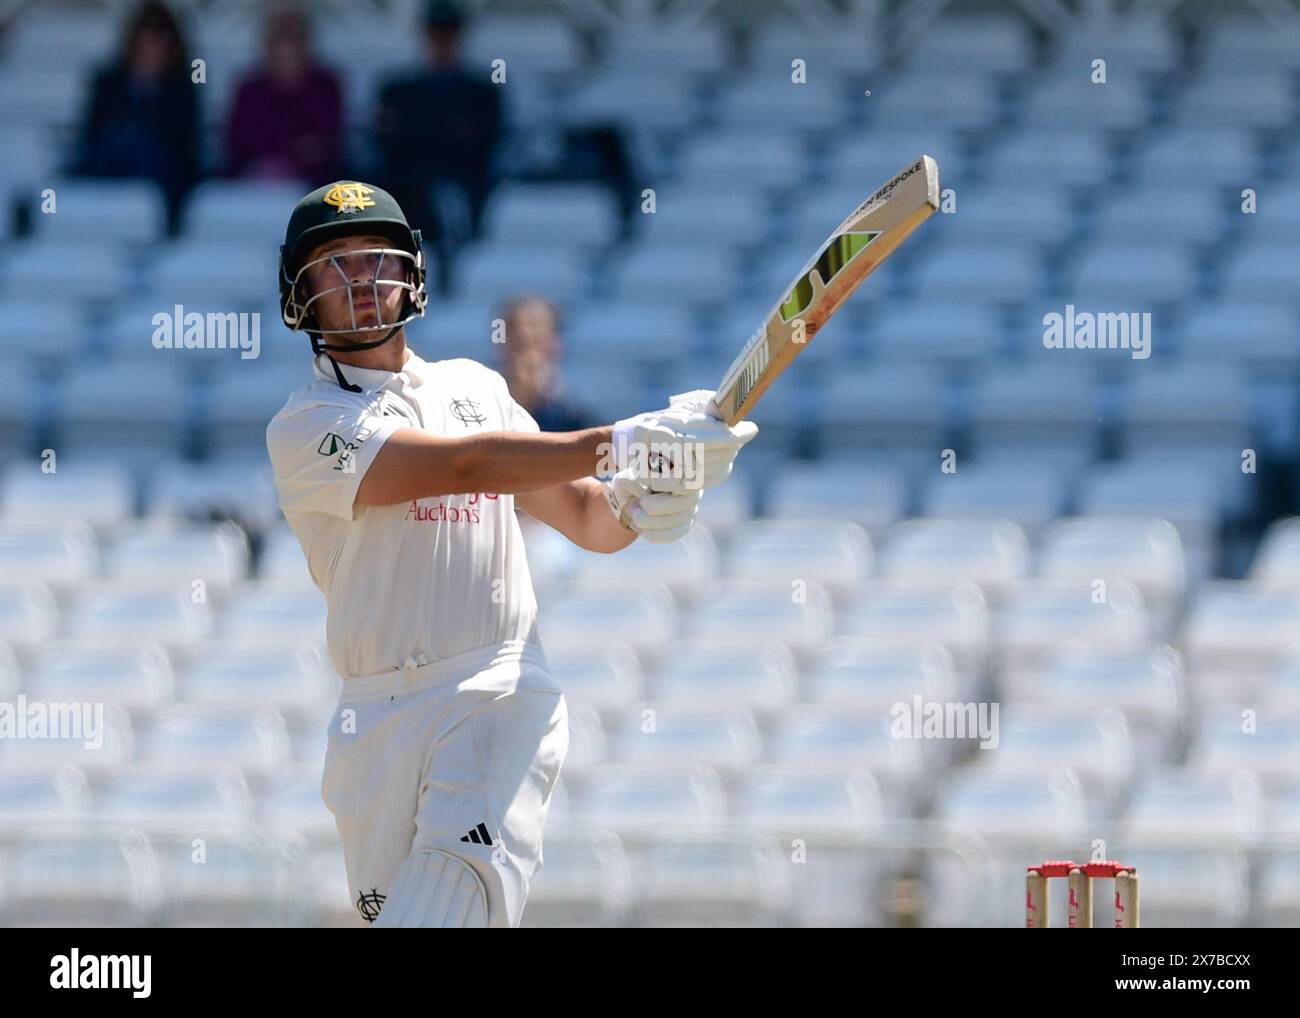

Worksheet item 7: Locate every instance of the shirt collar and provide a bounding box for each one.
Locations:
[312,349,430,392]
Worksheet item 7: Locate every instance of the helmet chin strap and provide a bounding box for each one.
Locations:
[310,325,404,393]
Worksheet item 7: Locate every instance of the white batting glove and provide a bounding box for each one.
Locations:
[610,399,758,495]
[602,466,702,543]
[661,388,759,490]
[666,388,722,417]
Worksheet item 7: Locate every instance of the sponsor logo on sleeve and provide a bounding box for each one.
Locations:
[318,432,362,471]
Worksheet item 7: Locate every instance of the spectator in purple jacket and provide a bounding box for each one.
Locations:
[225,5,344,185]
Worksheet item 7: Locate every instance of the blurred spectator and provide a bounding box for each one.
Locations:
[497,294,597,433]
[373,0,502,254]
[71,0,199,233]
[225,5,344,185]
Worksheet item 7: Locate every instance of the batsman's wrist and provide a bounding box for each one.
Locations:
[601,477,637,531]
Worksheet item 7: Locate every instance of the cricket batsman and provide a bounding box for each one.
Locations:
[266,181,757,927]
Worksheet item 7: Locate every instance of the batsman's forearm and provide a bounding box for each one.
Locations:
[452,426,615,495]
[357,425,616,507]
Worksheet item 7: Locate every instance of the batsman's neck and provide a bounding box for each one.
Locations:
[327,329,409,373]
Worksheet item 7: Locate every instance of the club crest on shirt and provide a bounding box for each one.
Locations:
[355,886,385,923]
[449,397,487,426]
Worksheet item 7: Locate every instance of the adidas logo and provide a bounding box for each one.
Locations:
[460,822,494,846]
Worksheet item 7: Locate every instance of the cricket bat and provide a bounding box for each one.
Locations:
[711,155,941,425]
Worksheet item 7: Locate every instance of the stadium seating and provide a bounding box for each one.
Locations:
[3,1,1298,928]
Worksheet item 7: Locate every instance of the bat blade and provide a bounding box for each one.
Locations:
[712,154,940,426]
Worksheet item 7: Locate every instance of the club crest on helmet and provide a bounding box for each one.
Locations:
[323,182,376,215]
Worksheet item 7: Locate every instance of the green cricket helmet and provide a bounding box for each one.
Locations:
[278,181,427,349]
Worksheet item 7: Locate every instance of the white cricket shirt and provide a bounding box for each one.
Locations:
[266,349,543,679]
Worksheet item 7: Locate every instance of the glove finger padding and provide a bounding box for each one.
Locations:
[667,388,721,418]
[626,489,702,543]
[730,418,759,443]
[645,457,729,494]
[641,419,759,493]
[636,487,702,516]
[612,396,758,497]
[612,412,728,475]
[655,413,755,451]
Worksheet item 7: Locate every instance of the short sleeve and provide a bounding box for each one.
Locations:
[508,395,540,434]
[483,365,539,433]
[266,399,407,522]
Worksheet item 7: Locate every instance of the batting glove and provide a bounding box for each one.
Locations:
[602,466,703,543]
[610,402,758,496]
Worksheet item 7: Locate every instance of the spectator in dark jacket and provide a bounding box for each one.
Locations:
[497,294,597,433]
[72,1,199,233]
[373,0,502,251]
[225,5,344,185]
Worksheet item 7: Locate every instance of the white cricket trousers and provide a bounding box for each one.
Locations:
[321,639,568,927]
